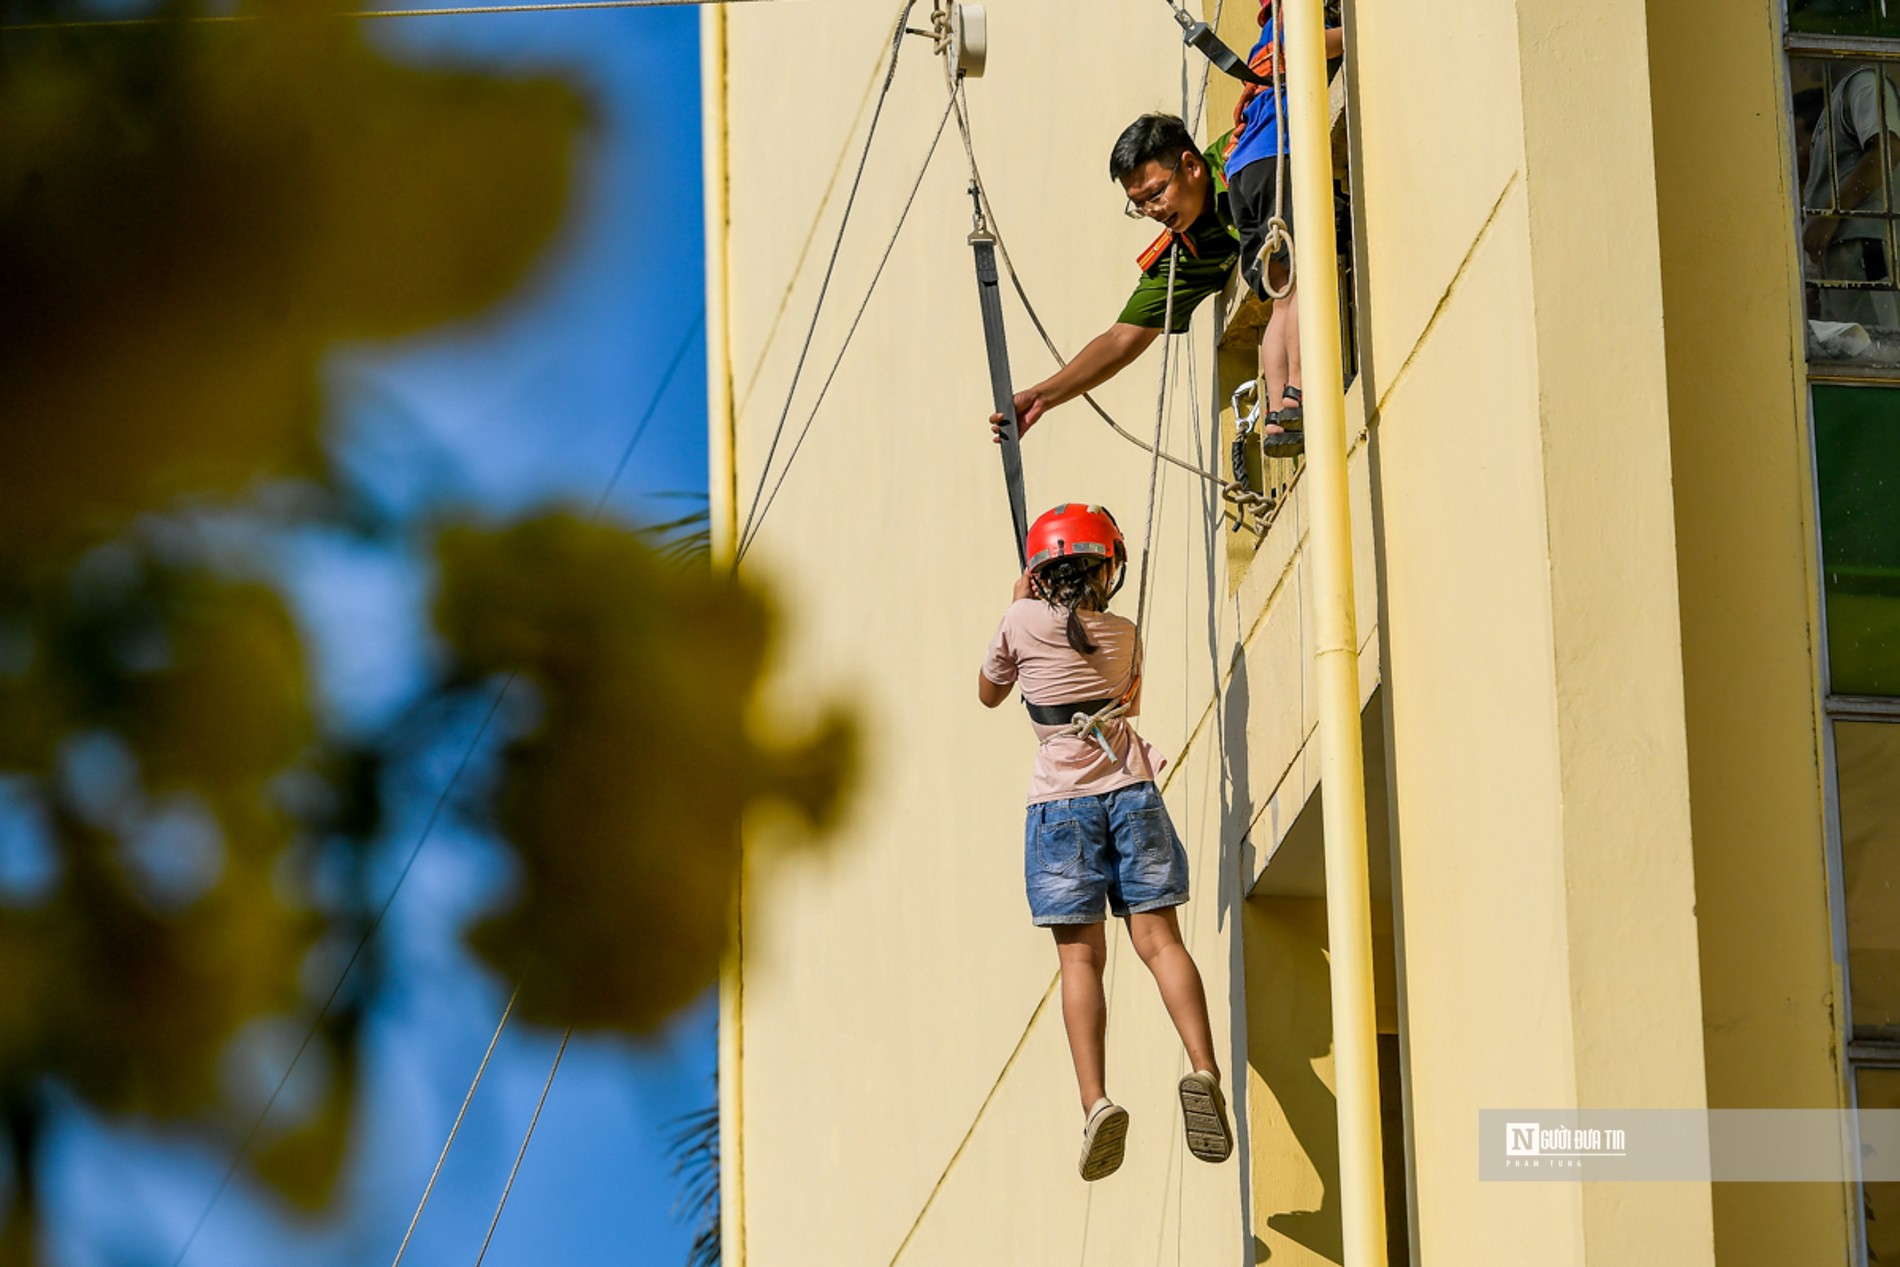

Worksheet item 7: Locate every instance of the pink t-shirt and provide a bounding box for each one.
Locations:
[982,599,1167,805]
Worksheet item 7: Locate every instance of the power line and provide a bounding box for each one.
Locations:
[390,985,521,1266]
[592,311,705,520]
[472,1027,571,1267]
[1,0,773,33]
[168,676,517,1267]
[166,307,708,1264]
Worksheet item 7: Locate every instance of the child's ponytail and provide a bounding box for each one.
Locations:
[1064,606,1096,656]
[1035,557,1111,655]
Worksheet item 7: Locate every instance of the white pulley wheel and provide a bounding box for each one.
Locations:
[950,3,987,78]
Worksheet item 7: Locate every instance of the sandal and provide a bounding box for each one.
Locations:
[1177,1071,1233,1163]
[1078,1098,1130,1181]
[1260,426,1305,458]
[1277,384,1304,427]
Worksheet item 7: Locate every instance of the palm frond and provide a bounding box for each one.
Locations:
[667,1100,720,1267]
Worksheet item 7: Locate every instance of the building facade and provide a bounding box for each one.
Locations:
[704,0,1897,1261]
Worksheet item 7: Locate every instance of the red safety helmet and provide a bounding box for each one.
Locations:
[1025,503,1126,594]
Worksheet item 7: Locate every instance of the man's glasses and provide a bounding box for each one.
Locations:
[1122,162,1182,219]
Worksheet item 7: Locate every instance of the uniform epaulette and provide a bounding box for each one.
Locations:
[1136,230,1175,271]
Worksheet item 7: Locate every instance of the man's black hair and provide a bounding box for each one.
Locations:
[1109,113,1197,184]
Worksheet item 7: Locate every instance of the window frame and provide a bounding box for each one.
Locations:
[1789,15,1900,1265]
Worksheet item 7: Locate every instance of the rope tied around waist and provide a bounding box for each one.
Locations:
[1035,696,1134,767]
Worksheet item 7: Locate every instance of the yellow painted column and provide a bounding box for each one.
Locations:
[1282,0,1388,1262]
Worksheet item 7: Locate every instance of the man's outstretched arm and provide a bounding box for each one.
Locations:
[989,322,1161,441]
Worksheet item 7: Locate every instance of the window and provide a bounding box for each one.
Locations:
[1839,721,1900,1040]
[1790,15,1900,1264]
[1791,54,1900,365]
[1814,386,1900,695]
[1857,1067,1900,1267]
[1794,0,1900,39]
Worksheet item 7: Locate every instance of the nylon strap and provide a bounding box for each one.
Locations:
[1169,7,1270,87]
[1023,696,1118,727]
[970,228,1031,569]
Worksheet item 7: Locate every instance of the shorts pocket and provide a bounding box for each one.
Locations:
[1034,808,1084,875]
[1127,806,1181,880]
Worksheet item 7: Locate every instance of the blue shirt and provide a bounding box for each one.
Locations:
[1223,20,1284,177]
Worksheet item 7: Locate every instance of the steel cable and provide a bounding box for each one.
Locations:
[735,89,956,561]
[733,0,920,558]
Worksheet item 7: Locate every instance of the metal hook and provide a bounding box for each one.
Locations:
[1231,378,1264,435]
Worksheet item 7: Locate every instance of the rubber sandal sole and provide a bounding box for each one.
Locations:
[1078,1102,1130,1181]
[1177,1072,1233,1163]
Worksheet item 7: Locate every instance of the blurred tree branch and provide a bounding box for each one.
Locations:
[0,9,851,1260]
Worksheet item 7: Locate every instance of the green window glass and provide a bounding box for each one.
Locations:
[1794,0,1900,39]
[1814,385,1900,696]
[1860,1068,1900,1262]
[1839,721,1900,1039]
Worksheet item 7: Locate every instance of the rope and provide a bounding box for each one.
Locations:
[732,34,903,422]
[1131,247,1178,645]
[1188,0,1228,135]
[733,0,918,560]
[0,0,772,32]
[884,975,1059,1265]
[734,88,955,562]
[941,78,1276,533]
[165,304,707,1266]
[389,985,521,1266]
[1259,0,1295,301]
[472,1027,572,1267]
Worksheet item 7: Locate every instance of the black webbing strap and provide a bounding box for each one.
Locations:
[1024,696,1119,727]
[1169,6,1271,87]
[970,224,1031,570]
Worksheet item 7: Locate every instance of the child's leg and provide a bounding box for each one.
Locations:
[1259,270,1300,434]
[1279,282,1304,406]
[1259,271,1292,424]
[1125,907,1220,1079]
[1052,922,1110,1114]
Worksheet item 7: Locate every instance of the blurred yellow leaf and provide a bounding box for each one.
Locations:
[434,511,858,1033]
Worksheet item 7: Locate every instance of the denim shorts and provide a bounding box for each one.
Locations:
[1023,781,1190,926]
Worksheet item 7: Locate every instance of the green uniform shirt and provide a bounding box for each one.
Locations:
[1116,134,1239,332]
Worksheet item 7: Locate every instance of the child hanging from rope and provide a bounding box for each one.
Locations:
[977,503,1233,1182]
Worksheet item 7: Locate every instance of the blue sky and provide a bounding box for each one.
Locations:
[42,9,716,1265]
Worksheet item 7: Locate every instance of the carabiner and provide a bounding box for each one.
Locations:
[1230,378,1265,495]
[1231,378,1264,436]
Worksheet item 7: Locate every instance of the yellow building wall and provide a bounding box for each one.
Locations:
[708,0,1854,1262]
[1644,1,1851,1262]
[1342,0,1809,1259]
[709,3,1271,1262]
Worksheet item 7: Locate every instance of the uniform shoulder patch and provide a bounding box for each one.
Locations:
[1136,230,1175,271]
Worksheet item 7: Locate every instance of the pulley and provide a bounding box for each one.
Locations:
[947,2,986,78]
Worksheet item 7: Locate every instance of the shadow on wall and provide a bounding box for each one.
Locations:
[1243,896,1344,1264]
